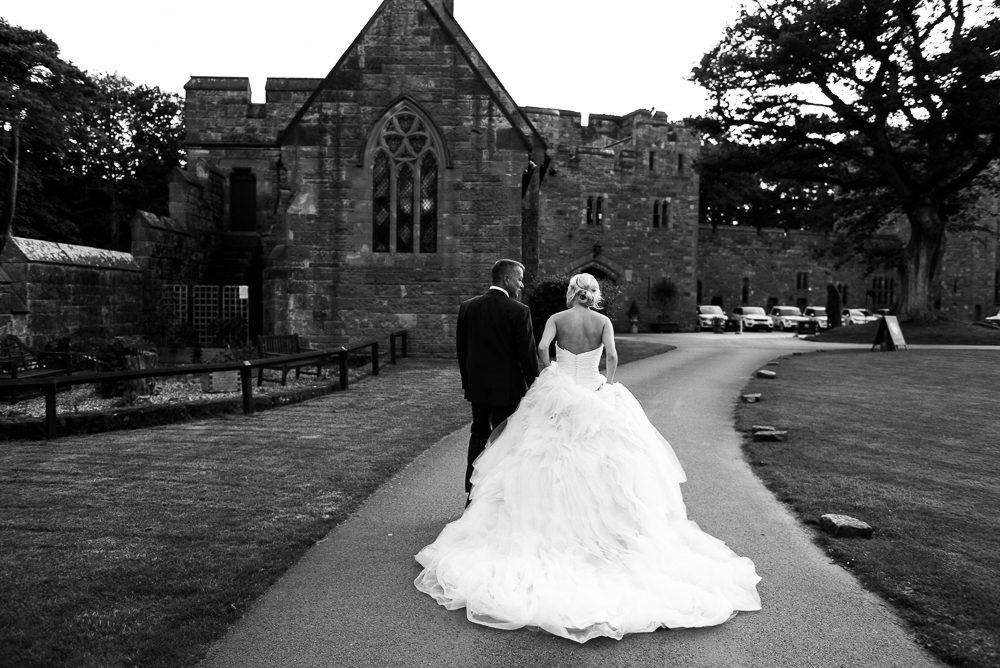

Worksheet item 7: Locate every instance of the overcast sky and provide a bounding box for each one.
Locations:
[4,0,743,121]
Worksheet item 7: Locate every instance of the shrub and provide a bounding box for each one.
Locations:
[651,278,678,316]
[49,334,159,398]
[525,277,569,337]
[525,274,626,335]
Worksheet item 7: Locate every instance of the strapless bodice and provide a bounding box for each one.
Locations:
[555,344,605,391]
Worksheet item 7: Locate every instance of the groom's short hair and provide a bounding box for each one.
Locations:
[491,259,524,285]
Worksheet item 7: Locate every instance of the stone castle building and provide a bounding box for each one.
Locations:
[131,0,1000,349]
[2,0,997,349]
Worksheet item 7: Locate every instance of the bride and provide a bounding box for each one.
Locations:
[414,273,761,643]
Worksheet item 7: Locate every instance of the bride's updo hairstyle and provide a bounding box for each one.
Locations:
[566,273,603,309]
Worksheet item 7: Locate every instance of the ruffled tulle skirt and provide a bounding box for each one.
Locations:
[414,364,761,643]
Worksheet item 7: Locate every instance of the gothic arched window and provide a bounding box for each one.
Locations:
[370,104,440,253]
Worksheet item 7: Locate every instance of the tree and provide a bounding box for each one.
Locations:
[64,74,184,248]
[826,283,843,327]
[698,139,842,232]
[692,0,1000,319]
[0,19,92,256]
[1,22,183,253]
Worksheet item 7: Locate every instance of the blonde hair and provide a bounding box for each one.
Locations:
[566,273,603,309]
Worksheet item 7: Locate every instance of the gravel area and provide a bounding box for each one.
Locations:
[0,368,350,421]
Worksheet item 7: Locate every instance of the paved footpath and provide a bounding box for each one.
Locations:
[201,333,944,668]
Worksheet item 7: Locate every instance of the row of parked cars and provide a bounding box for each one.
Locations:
[696,305,889,332]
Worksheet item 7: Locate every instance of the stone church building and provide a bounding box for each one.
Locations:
[164,0,701,354]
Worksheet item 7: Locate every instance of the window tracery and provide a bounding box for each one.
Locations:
[370,105,440,253]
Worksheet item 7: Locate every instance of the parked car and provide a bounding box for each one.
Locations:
[841,308,879,325]
[696,305,726,331]
[769,306,810,331]
[802,306,829,329]
[872,308,891,318]
[727,306,774,332]
[986,310,1000,325]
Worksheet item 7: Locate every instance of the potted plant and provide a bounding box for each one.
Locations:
[626,300,641,333]
[650,278,679,333]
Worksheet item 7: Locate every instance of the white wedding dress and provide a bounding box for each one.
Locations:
[414,344,761,643]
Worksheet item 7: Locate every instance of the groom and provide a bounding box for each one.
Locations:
[457,259,539,503]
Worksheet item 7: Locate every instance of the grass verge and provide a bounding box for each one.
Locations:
[736,349,1000,667]
[0,339,674,667]
[810,318,1000,345]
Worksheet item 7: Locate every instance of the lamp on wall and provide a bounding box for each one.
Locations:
[593,244,602,258]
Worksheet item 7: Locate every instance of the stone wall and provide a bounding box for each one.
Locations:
[525,107,701,330]
[935,219,1000,321]
[0,237,143,347]
[697,226,902,315]
[129,165,231,314]
[695,221,1000,322]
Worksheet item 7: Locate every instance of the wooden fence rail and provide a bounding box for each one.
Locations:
[0,331,408,439]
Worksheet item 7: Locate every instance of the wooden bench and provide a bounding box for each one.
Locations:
[0,335,75,403]
[256,334,325,386]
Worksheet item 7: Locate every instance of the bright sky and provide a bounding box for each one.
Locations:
[3,0,744,122]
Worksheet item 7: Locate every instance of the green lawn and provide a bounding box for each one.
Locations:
[812,317,1000,345]
[736,349,1000,667]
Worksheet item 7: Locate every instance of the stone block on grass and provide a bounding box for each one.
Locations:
[752,430,788,442]
[755,369,777,379]
[819,514,873,539]
[741,393,763,403]
[751,425,775,432]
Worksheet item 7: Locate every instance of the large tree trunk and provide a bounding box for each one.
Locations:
[0,124,19,257]
[897,204,945,321]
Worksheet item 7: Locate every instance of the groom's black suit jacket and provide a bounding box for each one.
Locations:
[457,289,539,408]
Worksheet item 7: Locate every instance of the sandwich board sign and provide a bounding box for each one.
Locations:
[871,315,907,351]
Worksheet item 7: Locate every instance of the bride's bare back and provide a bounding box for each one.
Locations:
[537,303,619,382]
[551,307,606,353]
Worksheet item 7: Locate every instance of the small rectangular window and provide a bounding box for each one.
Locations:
[649,152,655,170]
[678,154,685,173]
[796,272,809,290]
[586,196,594,225]
[595,197,603,225]
[652,201,660,228]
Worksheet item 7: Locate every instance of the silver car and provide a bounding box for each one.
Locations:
[841,308,878,325]
[696,305,726,331]
[803,306,829,330]
[770,306,810,331]
[728,306,774,332]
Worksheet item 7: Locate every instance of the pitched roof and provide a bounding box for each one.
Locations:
[277,0,546,153]
[5,237,140,271]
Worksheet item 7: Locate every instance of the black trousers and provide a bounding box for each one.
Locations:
[466,402,516,495]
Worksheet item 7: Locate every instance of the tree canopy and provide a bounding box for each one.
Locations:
[0,19,183,255]
[693,0,1000,318]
